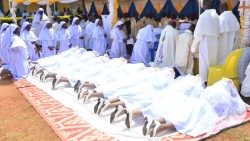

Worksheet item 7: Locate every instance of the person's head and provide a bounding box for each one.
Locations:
[97,19,103,27]
[219,2,228,14]
[170,13,177,20]
[168,20,177,28]
[38,8,44,15]
[23,15,27,19]
[202,0,213,10]
[13,27,20,36]
[161,12,166,18]
[62,23,67,29]
[46,23,52,29]
[189,24,196,33]
[25,24,31,31]
[74,19,80,25]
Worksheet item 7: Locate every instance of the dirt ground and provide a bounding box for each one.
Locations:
[0,78,250,141]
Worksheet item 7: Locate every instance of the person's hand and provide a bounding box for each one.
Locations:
[48,46,55,51]
[79,36,84,39]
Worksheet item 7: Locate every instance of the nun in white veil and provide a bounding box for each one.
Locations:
[32,8,49,37]
[131,24,155,66]
[57,21,71,53]
[109,20,127,58]
[38,21,57,57]
[92,19,107,56]
[8,24,29,80]
[21,22,41,61]
[68,17,84,48]
[0,23,10,67]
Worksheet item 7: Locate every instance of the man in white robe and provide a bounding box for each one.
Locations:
[154,20,179,67]
[191,0,220,86]
[131,25,155,66]
[8,24,29,80]
[38,22,57,57]
[21,22,41,61]
[174,24,196,75]
[92,19,107,56]
[217,2,240,64]
[57,21,71,53]
[85,14,96,50]
[110,21,127,59]
[32,8,49,37]
[68,17,84,48]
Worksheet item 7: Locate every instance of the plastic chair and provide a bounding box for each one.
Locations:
[208,48,244,90]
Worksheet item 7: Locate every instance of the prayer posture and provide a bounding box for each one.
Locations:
[131,25,155,65]
[191,0,220,86]
[218,2,240,64]
[38,22,57,57]
[8,24,29,79]
[85,14,96,50]
[32,8,49,37]
[21,22,41,61]
[154,20,179,67]
[57,21,71,53]
[110,21,127,58]
[0,23,10,68]
[174,24,196,74]
[68,17,84,48]
[92,19,107,56]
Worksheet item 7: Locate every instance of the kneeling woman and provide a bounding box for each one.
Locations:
[8,24,29,79]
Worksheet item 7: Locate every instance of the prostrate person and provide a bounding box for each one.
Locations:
[0,23,10,68]
[8,24,29,79]
[92,19,107,56]
[38,22,57,57]
[110,21,127,58]
[85,14,96,50]
[56,21,71,53]
[191,0,220,87]
[154,20,179,67]
[131,24,155,66]
[21,22,41,61]
[68,17,84,48]
[218,2,240,64]
[174,24,196,75]
[32,8,49,37]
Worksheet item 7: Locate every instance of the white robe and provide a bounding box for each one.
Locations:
[92,26,107,56]
[57,28,71,53]
[68,24,84,48]
[131,25,154,66]
[10,35,29,80]
[85,22,95,49]
[0,31,10,66]
[21,30,39,61]
[38,28,57,57]
[218,11,240,64]
[32,13,49,37]
[241,62,250,97]
[110,27,127,58]
[154,25,179,67]
[174,30,194,74]
[192,9,220,83]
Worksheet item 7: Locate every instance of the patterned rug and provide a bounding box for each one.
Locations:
[15,79,250,141]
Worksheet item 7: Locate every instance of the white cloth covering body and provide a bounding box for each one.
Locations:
[92,25,107,56]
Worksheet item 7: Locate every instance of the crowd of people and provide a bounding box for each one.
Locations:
[0,0,250,138]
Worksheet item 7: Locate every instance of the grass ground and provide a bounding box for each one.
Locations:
[0,78,250,141]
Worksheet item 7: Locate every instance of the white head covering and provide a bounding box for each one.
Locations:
[2,24,18,49]
[136,24,154,42]
[94,19,100,27]
[0,23,9,33]
[71,17,79,26]
[38,8,44,12]
[59,21,66,30]
[114,20,124,28]
[42,21,50,29]
[21,22,30,32]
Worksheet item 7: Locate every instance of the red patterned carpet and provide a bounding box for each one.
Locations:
[14,79,250,141]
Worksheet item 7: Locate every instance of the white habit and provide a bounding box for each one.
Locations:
[57,21,71,53]
[92,19,107,56]
[218,11,240,64]
[85,21,95,49]
[68,17,84,48]
[32,8,49,37]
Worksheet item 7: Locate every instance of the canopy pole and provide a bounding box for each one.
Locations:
[199,0,201,17]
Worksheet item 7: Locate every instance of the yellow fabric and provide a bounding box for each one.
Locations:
[208,49,243,90]
[227,0,233,10]
[176,1,183,13]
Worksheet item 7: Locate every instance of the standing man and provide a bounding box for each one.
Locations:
[154,20,179,68]
[218,2,240,64]
[191,0,220,87]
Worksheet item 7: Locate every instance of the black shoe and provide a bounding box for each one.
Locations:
[142,117,148,136]
[94,98,101,114]
[97,101,105,115]
[110,105,118,123]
